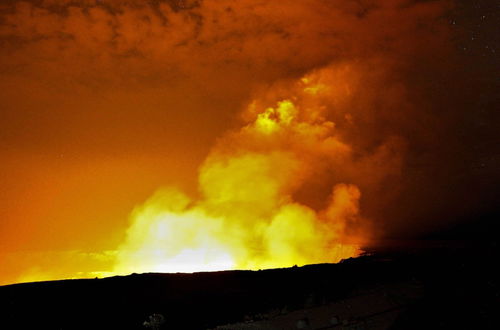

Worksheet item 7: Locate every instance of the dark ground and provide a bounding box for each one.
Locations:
[0,239,498,330]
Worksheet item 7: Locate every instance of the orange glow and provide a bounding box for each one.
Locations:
[113,76,368,276]
[1,0,476,286]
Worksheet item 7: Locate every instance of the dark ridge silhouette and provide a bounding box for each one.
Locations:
[0,241,498,329]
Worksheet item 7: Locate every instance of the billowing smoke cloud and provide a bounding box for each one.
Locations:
[114,78,373,273]
[0,0,454,93]
[0,0,498,283]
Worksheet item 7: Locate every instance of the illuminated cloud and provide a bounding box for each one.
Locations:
[0,0,497,284]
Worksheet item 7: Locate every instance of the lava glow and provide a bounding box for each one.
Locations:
[113,77,367,275]
[4,0,484,286]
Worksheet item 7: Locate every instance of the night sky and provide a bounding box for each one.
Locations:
[0,0,498,285]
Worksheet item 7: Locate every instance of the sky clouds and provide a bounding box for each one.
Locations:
[0,0,498,284]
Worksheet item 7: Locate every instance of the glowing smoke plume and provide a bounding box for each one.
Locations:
[1,0,496,286]
[113,74,369,274]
